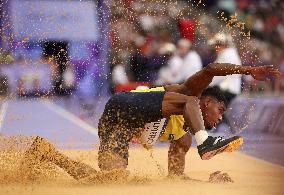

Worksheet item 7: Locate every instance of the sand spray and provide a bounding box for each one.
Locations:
[147,148,165,176]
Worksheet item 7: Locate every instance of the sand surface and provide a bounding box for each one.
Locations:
[0,147,283,195]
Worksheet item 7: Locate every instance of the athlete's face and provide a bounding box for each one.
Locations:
[200,96,226,129]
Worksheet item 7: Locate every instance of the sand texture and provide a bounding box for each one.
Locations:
[0,145,283,195]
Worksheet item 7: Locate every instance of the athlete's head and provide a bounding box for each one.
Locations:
[199,86,227,129]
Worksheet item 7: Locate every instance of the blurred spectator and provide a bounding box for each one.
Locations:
[208,32,242,102]
[179,18,196,43]
[175,39,203,83]
[130,34,169,82]
[112,61,129,85]
[155,43,180,85]
[156,39,203,85]
[129,43,151,82]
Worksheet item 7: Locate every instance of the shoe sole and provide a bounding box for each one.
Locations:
[201,137,244,160]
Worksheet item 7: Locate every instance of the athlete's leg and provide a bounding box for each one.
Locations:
[98,123,140,171]
[168,132,192,176]
[98,126,129,171]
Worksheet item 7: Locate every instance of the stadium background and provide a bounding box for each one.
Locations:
[0,1,283,193]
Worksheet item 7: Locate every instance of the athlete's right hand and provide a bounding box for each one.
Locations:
[250,65,282,81]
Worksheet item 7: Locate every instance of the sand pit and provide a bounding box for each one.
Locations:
[0,146,283,195]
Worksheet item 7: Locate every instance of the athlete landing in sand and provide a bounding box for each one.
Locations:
[24,63,281,181]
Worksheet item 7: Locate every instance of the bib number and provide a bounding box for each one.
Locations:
[140,118,167,148]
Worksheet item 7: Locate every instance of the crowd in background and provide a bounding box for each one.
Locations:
[0,0,283,98]
[109,0,284,96]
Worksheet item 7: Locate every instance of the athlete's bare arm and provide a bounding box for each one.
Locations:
[165,63,281,96]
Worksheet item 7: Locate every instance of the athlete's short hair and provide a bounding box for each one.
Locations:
[201,86,228,107]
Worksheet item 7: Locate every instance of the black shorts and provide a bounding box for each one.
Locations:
[98,91,165,166]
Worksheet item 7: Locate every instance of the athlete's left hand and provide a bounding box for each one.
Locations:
[250,65,282,81]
